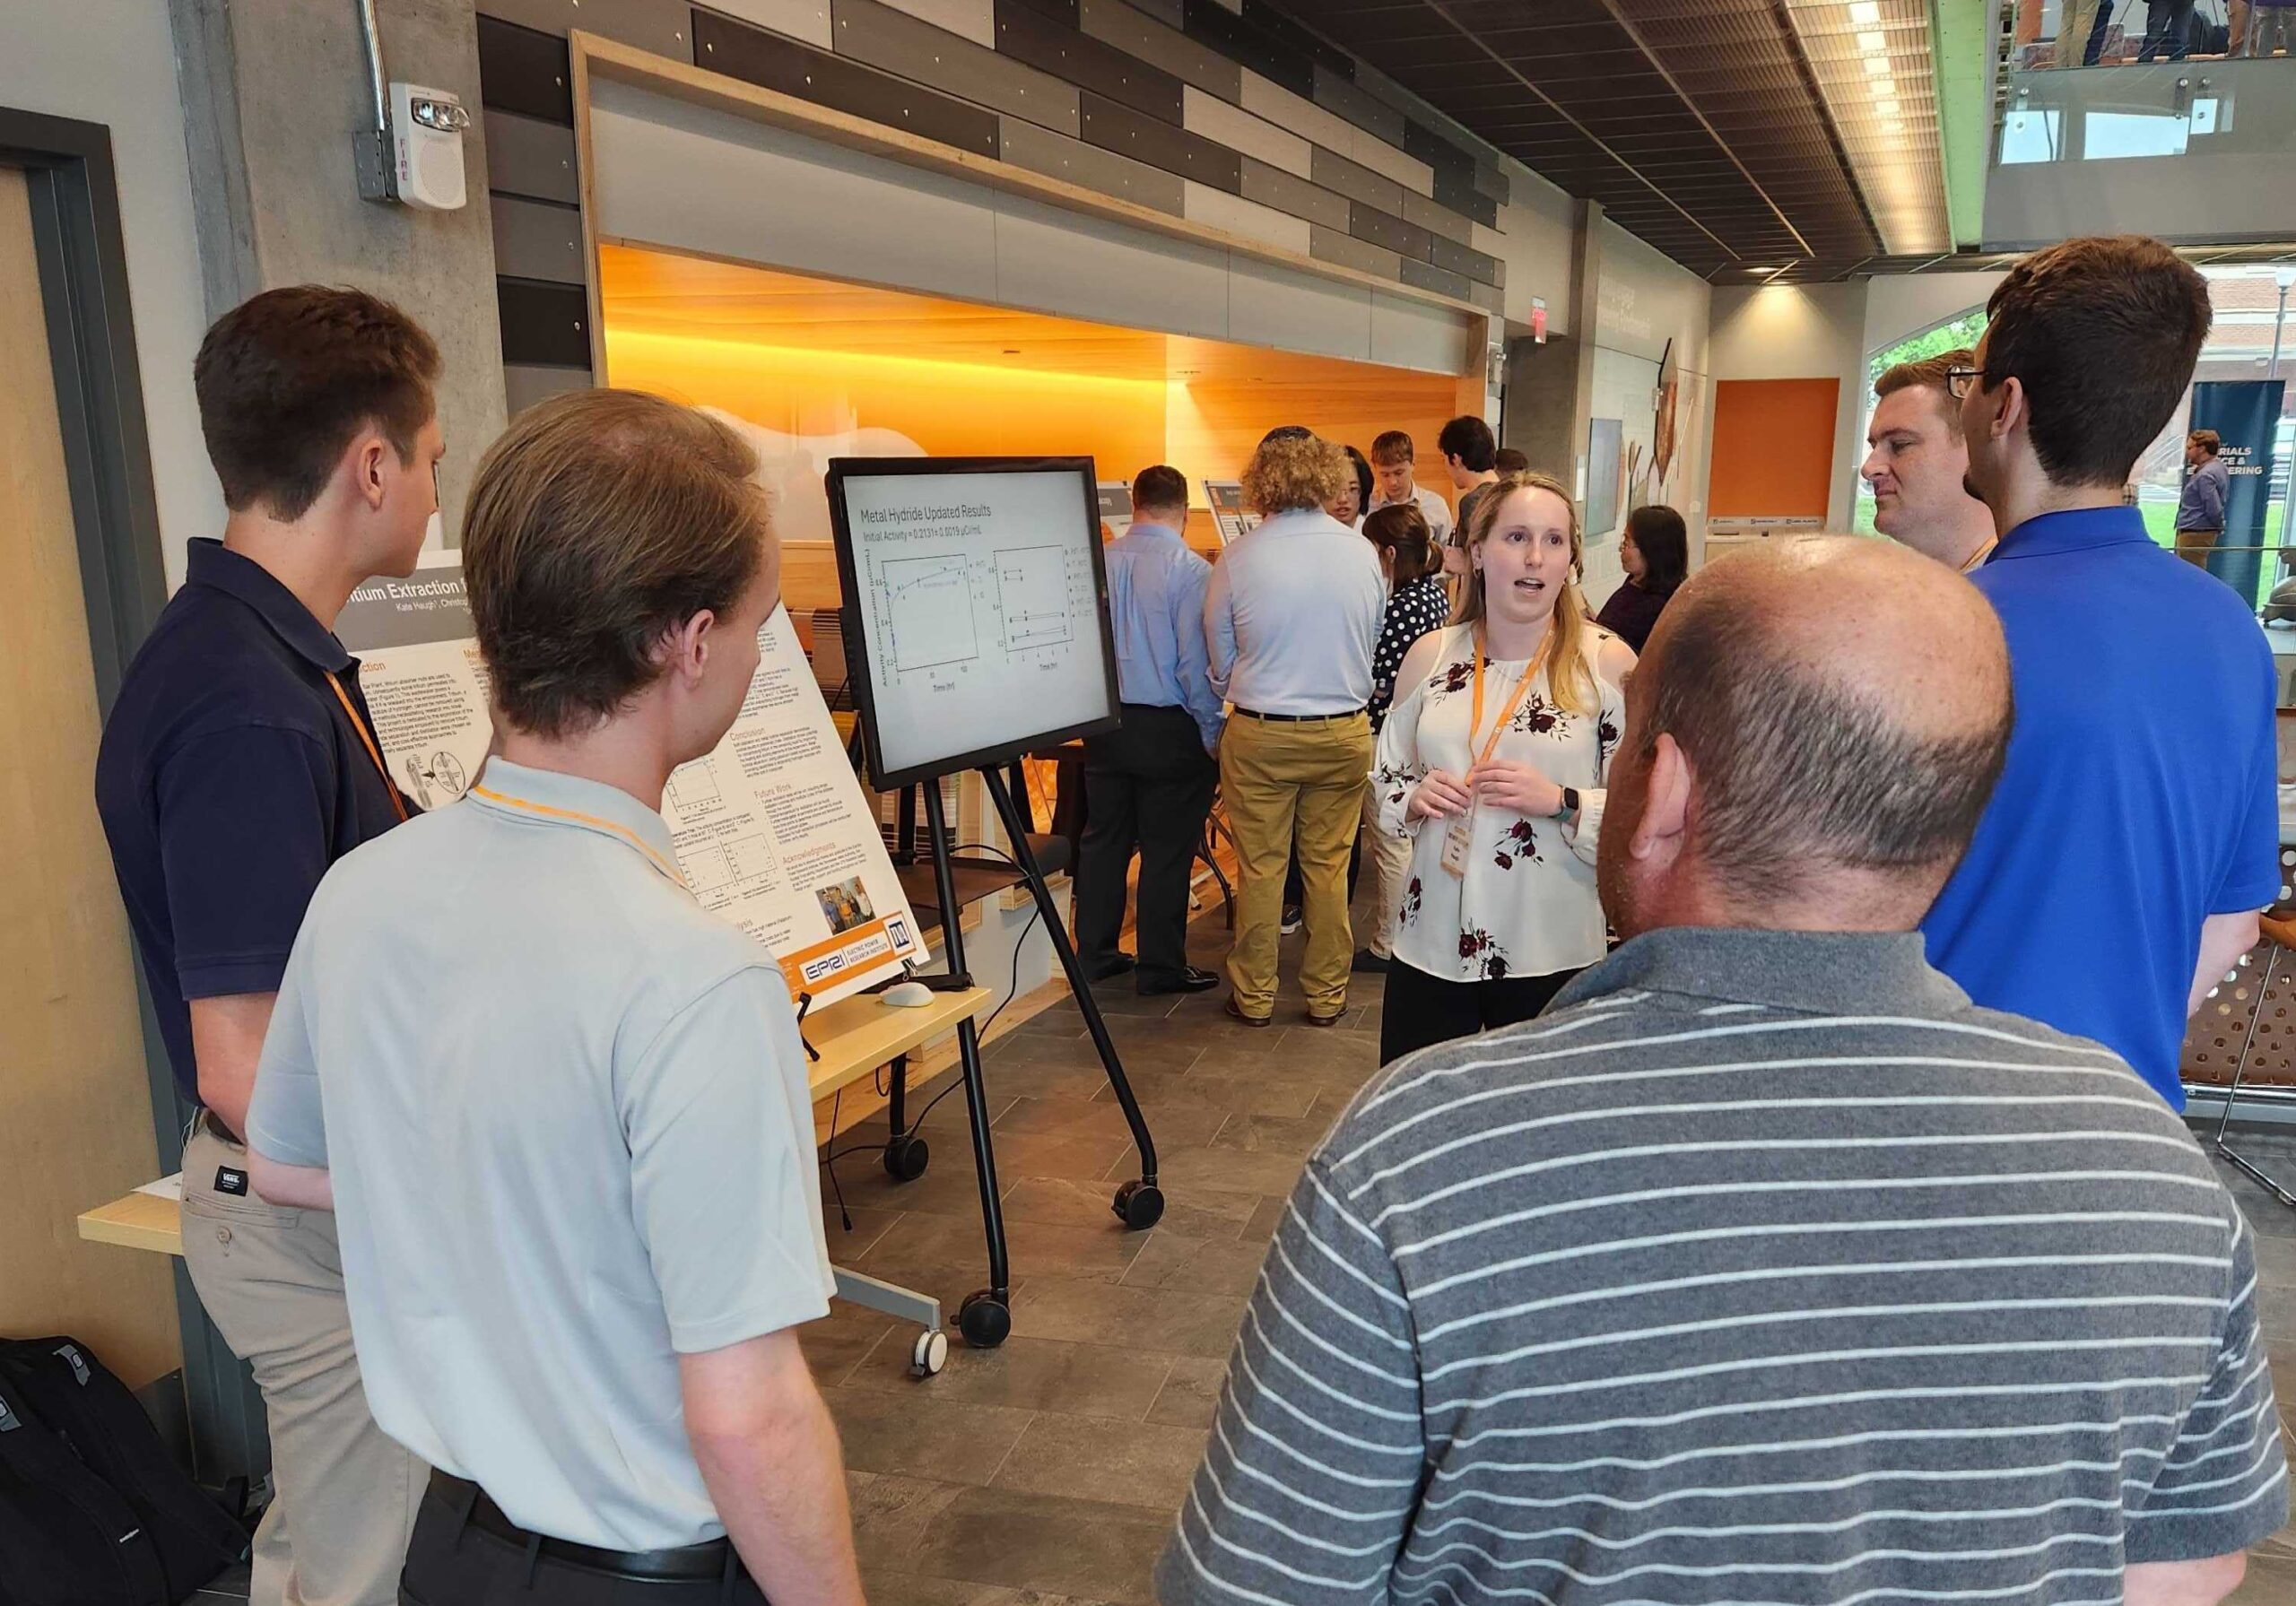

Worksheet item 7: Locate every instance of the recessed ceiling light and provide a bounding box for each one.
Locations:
[1864,55,1891,74]
[1849,1,1882,22]
[1857,28,1886,49]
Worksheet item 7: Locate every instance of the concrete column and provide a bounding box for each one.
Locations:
[1500,199,1604,494]
[1502,334,1579,482]
[1566,198,1603,514]
[169,0,507,539]
[161,0,507,1482]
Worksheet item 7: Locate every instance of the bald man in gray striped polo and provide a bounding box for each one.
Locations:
[1160,536,2286,1606]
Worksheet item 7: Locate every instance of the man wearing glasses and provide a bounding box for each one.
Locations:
[1923,237,2277,1112]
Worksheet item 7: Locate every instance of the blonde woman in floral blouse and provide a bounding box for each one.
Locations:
[1370,470,1637,1065]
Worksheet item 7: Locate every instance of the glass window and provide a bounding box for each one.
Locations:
[1999,108,2064,163]
[2083,109,2190,159]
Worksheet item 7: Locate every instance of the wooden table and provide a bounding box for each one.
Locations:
[79,985,992,1376]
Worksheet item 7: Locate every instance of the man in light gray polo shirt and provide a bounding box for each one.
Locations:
[1163,536,2285,1605]
[1206,428,1385,1029]
[248,390,861,1606]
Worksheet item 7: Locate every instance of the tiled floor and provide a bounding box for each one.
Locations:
[2214,1129,2296,1604]
[802,911,1377,1606]
[193,909,2296,1605]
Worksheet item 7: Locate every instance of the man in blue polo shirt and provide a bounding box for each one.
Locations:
[1924,236,2277,1107]
[94,286,445,1605]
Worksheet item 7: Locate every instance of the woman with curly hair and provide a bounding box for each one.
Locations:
[1207,428,1386,1028]
[1370,469,1637,1064]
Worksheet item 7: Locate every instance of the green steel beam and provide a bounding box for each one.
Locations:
[1933,0,1993,246]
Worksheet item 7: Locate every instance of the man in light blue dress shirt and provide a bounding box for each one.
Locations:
[2175,428,2231,567]
[1074,465,1226,994]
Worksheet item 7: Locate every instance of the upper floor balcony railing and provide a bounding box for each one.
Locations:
[2007,0,2294,67]
[1985,46,2293,244]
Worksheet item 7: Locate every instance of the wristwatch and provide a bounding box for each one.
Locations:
[1555,787,1580,820]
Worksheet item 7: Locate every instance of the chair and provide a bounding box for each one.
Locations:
[1197,793,1238,930]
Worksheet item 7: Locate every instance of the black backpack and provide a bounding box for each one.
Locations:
[0,1336,247,1605]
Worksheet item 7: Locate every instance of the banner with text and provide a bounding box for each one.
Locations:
[2192,379,2286,606]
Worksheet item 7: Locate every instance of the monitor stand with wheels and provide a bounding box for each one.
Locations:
[885,765,1164,1348]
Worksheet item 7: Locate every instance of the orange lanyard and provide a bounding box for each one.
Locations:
[324,671,410,824]
[467,783,687,889]
[1465,631,1546,768]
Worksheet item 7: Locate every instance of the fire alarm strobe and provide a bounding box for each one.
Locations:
[391,82,471,212]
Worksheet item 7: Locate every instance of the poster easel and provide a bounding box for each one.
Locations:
[827,456,1168,1348]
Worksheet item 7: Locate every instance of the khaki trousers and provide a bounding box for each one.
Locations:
[1357,786,1415,960]
[182,1124,427,1606]
[2057,0,2104,58]
[1219,712,1371,1017]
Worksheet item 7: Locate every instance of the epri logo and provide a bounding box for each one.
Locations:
[885,913,913,951]
[801,951,848,984]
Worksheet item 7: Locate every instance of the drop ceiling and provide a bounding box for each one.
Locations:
[1285,0,1956,282]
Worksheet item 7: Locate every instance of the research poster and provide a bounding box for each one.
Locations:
[1204,479,1257,546]
[1098,481,1134,537]
[336,561,922,1006]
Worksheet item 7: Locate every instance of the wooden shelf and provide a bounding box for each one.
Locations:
[897,856,1028,934]
[83,986,994,1263]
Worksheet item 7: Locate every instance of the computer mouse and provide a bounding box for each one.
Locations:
[883,980,935,1008]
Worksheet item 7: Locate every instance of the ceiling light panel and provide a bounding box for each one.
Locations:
[1779,0,1950,255]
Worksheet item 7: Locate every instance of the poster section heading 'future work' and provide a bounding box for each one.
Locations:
[335,561,924,1007]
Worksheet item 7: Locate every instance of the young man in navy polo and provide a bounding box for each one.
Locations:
[94,286,445,1606]
[1924,237,2277,1108]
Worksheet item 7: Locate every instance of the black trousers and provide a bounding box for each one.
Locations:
[399,1479,766,1605]
[1074,705,1219,985]
[2141,0,2196,56]
[1378,956,1582,1066]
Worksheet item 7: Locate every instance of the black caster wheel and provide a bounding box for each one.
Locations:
[882,1133,930,1183]
[909,1328,949,1377]
[957,1289,1012,1349]
[1113,1179,1165,1230]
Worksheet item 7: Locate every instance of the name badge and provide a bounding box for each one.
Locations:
[1440,811,1474,879]
[214,1167,250,1198]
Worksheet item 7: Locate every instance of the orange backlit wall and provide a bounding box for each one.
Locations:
[598,248,1474,612]
[605,327,1170,498]
[1708,378,1840,519]
[604,326,1465,528]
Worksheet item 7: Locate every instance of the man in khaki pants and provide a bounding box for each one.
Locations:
[1205,430,1387,1026]
[94,288,443,1604]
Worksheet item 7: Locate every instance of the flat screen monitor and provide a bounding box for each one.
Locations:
[827,456,1122,792]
